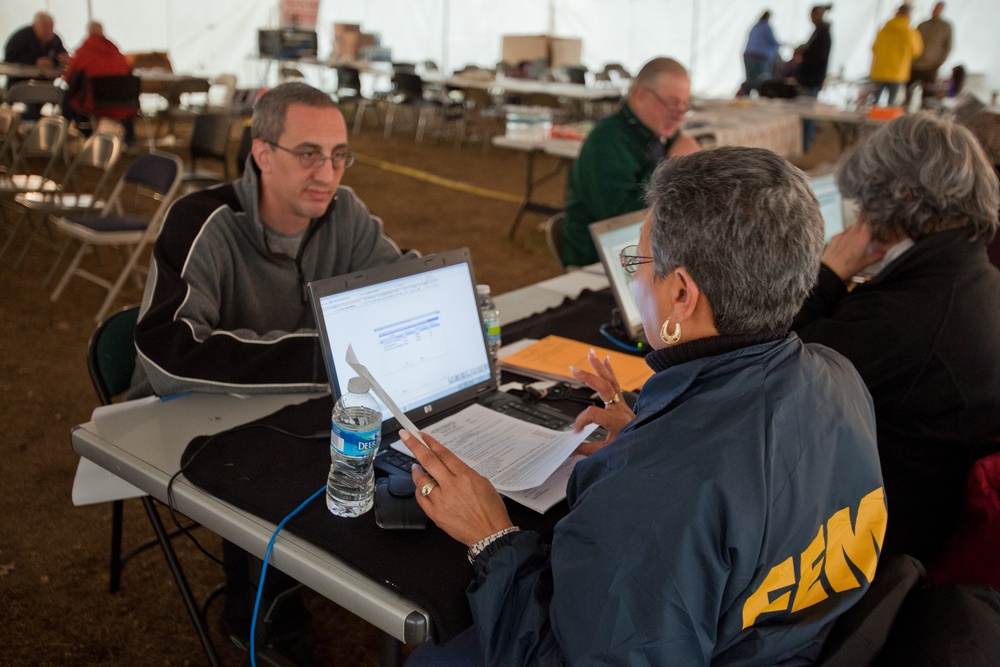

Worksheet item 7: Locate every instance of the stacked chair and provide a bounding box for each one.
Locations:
[3,132,122,268]
[0,117,69,256]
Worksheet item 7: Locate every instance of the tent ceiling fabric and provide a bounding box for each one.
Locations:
[3,0,997,99]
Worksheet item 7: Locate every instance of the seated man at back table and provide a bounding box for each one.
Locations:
[129,81,414,660]
[561,57,699,267]
[4,11,69,120]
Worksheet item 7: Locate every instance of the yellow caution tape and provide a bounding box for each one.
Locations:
[353,153,523,204]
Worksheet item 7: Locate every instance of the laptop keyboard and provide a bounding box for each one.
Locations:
[477,391,573,430]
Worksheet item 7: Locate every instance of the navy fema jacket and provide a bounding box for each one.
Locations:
[468,333,885,666]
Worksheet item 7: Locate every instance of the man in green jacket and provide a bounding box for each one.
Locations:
[561,57,699,267]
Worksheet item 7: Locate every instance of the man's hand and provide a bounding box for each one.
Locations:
[822,220,888,281]
[400,430,513,547]
[569,348,635,455]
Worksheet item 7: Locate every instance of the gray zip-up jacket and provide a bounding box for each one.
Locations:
[131,161,409,397]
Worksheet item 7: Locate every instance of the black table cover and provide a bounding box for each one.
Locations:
[180,287,630,643]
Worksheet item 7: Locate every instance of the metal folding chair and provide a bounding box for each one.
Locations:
[4,131,122,268]
[48,151,183,321]
[0,116,69,255]
[181,112,234,192]
[88,74,152,150]
[0,107,20,169]
[0,115,69,195]
[6,80,65,121]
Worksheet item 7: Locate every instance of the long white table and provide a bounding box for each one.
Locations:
[494,264,609,325]
[494,103,806,237]
[72,391,429,665]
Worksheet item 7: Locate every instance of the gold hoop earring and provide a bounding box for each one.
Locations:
[660,319,681,345]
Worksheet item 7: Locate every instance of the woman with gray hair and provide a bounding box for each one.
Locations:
[402,147,884,666]
[792,111,1000,571]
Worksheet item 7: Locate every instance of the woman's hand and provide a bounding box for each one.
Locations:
[400,430,513,547]
[822,221,887,281]
[569,348,636,455]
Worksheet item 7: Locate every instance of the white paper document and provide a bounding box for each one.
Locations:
[500,454,585,513]
[348,344,596,508]
[417,403,596,492]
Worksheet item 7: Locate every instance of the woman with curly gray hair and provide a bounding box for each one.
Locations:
[792,111,1000,573]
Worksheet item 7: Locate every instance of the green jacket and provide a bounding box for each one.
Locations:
[563,105,668,267]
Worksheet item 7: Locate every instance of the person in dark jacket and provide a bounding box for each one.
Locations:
[796,4,833,150]
[402,146,886,666]
[792,111,1000,571]
[3,11,67,74]
[3,11,69,120]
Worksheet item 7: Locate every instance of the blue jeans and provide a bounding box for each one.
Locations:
[798,85,822,151]
[870,81,903,107]
[742,54,774,94]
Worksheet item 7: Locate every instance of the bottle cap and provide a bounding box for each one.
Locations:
[476,284,490,295]
[347,376,371,394]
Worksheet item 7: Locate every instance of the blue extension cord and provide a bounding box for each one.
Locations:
[250,485,326,667]
[598,322,644,353]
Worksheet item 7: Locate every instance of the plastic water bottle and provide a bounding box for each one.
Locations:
[477,284,502,386]
[327,377,382,517]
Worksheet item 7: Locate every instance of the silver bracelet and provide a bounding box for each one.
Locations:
[467,526,521,564]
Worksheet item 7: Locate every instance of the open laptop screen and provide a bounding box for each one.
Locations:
[809,172,851,241]
[589,209,647,341]
[308,249,492,430]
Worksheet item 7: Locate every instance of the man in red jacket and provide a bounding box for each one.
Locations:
[62,21,135,144]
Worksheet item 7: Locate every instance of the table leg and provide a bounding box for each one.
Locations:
[508,150,565,240]
[380,630,403,667]
[142,496,222,667]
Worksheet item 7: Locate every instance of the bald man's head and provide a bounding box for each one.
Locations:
[32,12,55,44]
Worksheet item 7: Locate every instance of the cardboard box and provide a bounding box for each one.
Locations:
[549,37,582,69]
[501,34,582,70]
[334,23,361,60]
[501,35,549,67]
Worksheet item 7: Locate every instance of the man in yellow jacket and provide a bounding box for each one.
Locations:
[869,4,923,106]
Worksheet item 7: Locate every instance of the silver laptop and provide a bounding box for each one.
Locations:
[307,248,577,475]
[588,209,649,345]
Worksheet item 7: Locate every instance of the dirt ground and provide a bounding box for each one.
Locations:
[0,110,839,666]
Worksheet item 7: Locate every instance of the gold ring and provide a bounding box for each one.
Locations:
[420,481,437,497]
[604,393,621,407]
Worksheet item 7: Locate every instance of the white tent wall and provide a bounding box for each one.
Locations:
[3,1,274,84]
[3,1,998,100]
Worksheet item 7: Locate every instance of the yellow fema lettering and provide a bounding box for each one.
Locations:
[742,488,887,629]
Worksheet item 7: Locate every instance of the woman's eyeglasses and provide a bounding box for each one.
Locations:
[619,245,654,274]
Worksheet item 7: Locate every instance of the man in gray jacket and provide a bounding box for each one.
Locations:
[130,82,412,661]
[132,82,411,396]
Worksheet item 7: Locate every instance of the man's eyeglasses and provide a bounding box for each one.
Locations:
[643,86,691,113]
[619,245,654,274]
[267,141,355,170]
